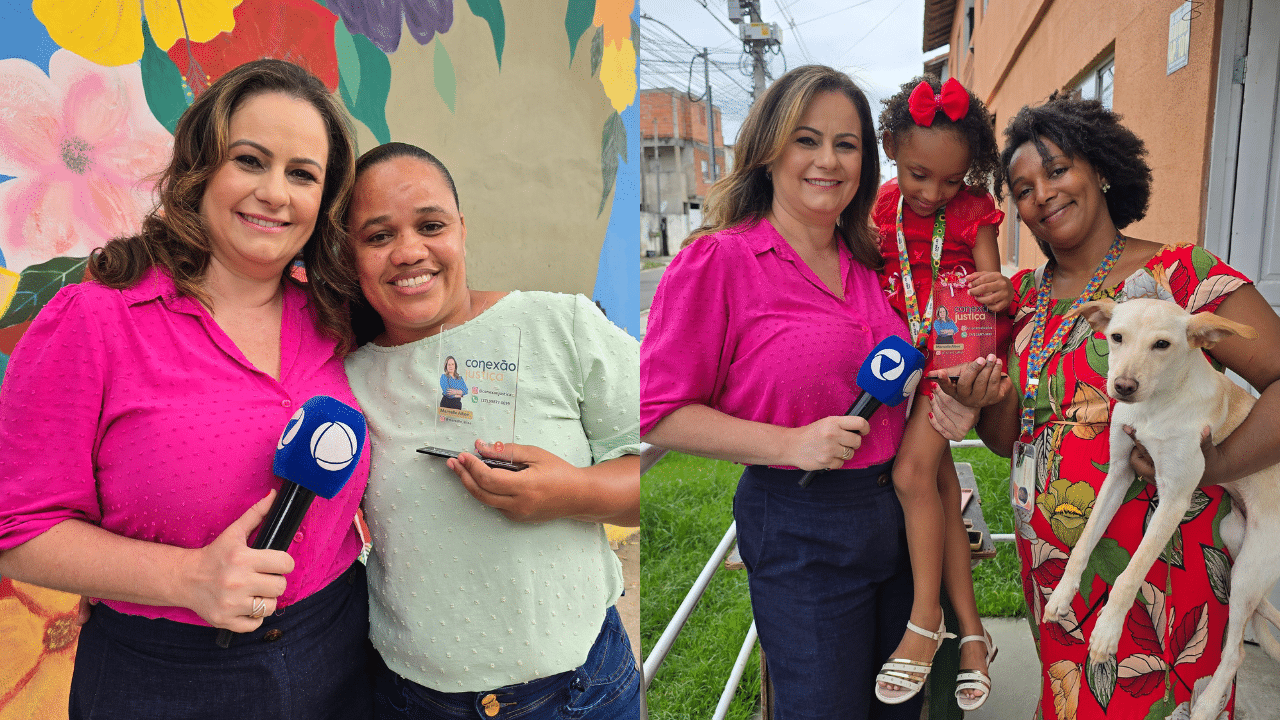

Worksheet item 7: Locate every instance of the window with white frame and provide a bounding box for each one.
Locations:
[701,159,709,180]
[1076,56,1115,109]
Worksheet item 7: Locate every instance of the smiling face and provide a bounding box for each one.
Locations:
[444,356,457,375]
[1007,137,1114,253]
[200,92,328,280]
[885,126,971,218]
[767,91,863,230]
[348,156,468,346]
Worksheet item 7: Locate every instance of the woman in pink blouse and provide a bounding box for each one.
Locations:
[641,65,919,720]
[0,61,371,719]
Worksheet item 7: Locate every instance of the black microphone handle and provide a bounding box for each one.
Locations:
[797,394,885,488]
[215,482,317,648]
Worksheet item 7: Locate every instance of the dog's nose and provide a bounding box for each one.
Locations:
[1114,377,1139,398]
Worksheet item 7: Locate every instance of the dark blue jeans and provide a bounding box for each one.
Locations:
[70,561,372,720]
[735,462,922,720]
[373,605,640,719]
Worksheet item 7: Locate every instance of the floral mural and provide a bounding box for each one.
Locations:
[0,0,639,715]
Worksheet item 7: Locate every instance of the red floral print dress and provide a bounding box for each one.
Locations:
[1009,244,1249,720]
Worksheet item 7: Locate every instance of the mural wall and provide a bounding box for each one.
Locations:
[0,0,639,715]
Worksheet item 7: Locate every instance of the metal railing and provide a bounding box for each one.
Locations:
[640,439,1016,717]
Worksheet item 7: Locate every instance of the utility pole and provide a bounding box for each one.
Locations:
[703,49,717,182]
[652,117,666,255]
[728,1,782,100]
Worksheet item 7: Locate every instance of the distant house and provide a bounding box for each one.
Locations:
[639,87,732,256]
[924,0,1280,311]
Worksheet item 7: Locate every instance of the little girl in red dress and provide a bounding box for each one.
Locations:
[871,76,1011,712]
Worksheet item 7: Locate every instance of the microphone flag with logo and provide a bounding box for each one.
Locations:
[215,395,367,647]
[798,336,925,487]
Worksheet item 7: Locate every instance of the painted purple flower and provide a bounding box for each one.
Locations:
[327,0,453,54]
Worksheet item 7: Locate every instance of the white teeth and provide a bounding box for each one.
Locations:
[394,274,433,288]
[241,214,286,228]
[808,179,839,187]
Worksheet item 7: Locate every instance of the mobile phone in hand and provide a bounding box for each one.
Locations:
[417,445,527,471]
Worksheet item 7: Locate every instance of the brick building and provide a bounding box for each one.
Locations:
[925,0,1280,314]
[639,87,730,256]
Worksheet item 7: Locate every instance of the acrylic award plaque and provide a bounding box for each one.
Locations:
[929,275,999,375]
[429,324,521,455]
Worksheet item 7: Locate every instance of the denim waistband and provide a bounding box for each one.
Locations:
[741,459,896,500]
[91,560,365,651]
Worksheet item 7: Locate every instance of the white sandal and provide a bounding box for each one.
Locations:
[874,620,955,705]
[954,629,998,711]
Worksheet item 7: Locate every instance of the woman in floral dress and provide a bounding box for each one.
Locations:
[934,95,1280,719]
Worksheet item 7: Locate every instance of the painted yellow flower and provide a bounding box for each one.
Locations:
[1036,478,1097,548]
[594,0,636,112]
[33,0,243,67]
[0,579,80,720]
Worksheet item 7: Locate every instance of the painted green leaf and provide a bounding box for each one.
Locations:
[333,18,361,101]
[565,0,596,64]
[0,256,89,328]
[1086,654,1118,712]
[1211,493,1233,548]
[598,110,625,216]
[1191,245,1216,280]
[464,0,505,68]
[1182,489,1212,523]
[590,25,603,77]
[1123,477,1146,503]
[434,40,456,113]
[139,17,191,134]
[1080,537,1130,604]
[337,29,392,144]
[1203,544,1231,605]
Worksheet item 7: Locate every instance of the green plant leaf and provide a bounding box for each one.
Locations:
[598,110,625,216]
[590,25,603,76]
[434,40,456,113]
[139,17,191,134]
[564,0,596,64]
[337,29,392,144]
[464,0,505,68]
[0,257,89,328]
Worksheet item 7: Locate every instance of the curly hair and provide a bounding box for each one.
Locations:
[878,74,1002,202]
[1000,92,1152,240]
[89,59,359,351]
[685,65,882,270]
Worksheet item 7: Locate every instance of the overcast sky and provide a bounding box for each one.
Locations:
[639,0,940,154]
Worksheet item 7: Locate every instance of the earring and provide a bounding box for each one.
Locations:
[1100,181,1110,193]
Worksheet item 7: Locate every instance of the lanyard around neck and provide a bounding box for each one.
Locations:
[1019,232,1127,437]
[895,194,946,348]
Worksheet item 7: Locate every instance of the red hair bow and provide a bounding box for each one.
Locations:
[908,78,970,126]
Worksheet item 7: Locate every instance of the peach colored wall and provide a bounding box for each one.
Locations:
[952,0,1220,268]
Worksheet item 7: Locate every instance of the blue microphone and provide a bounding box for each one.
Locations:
[216,396,367,647]
[798,336,925,488]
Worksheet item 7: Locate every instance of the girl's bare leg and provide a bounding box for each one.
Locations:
[937,449,991,700]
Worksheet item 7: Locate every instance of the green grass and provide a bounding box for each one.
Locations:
[641,260,669,270]
[641,442,1025,719]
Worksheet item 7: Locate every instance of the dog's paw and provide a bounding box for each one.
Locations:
[1088,606,1123,662]
[1043,585,1075,621]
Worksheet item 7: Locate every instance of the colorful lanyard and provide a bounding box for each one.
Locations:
[895,195,946,348]
[1019,232,1127,437]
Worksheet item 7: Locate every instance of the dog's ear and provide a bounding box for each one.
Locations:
[1187,312,1259,349]
[1067,299,1116,333]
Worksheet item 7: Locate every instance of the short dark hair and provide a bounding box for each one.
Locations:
[879,75,1002,202]
[1001,93,1152,247]
[354,141,460,211]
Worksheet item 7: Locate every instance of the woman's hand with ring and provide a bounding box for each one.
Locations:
[787,416,868,471]
[933,355,1009,408]
[178,491,292,631]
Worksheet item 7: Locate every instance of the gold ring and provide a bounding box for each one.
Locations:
[841,447,852,461]
[250,596,267,619]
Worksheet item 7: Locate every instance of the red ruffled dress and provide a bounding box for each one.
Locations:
[874,179,1005,374]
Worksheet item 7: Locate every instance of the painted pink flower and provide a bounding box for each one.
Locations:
[0,50,172,272]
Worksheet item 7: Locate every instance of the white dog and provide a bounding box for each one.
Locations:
[1041,297,1280,720]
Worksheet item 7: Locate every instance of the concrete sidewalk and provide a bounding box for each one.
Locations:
[965,617,1280,720]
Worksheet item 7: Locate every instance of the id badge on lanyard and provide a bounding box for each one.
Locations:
[1010,440,1036,513]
